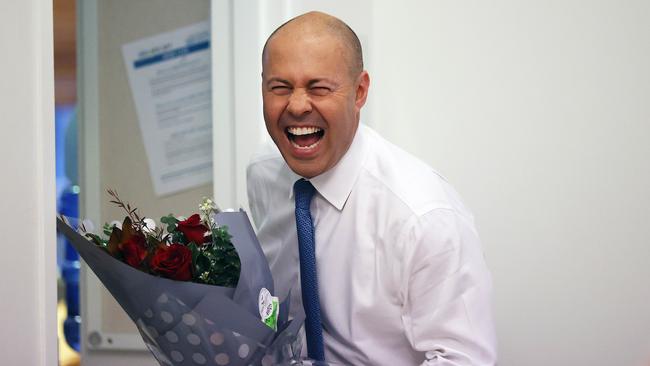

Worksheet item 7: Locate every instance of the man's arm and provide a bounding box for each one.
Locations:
[400,208,497,365]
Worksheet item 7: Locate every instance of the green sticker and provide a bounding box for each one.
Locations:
[258,288,279,331]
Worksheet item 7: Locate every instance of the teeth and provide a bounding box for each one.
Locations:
[291,139,321,150]
[287,126,322,136]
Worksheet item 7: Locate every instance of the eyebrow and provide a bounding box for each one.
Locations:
[265,77,337,86]
[266,77,291,86]
[307,79,334,87]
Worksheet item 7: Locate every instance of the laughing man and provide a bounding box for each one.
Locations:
[247,11,497,365]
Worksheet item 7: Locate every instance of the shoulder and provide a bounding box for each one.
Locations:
[246,139,297,227]
[246,138,299,201]
[360,126,473,222]
[247,138,283,172]
[246,139,292,185]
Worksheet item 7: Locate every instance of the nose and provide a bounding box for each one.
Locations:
[286,89,312,117]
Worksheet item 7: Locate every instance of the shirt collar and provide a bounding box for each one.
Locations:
[300,124,368,211]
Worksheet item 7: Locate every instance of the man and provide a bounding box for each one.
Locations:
[247,11,497,365]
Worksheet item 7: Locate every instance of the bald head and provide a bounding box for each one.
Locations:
[262,11,363,78]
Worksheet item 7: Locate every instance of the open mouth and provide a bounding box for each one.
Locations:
[286,126,325,150]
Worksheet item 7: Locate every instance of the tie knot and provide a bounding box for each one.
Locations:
[294,179,316,210]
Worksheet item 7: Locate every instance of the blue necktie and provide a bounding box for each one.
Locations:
[293,178,325,361]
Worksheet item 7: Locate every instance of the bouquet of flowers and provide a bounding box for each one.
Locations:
[57,190,305,366]
[84,190,241,288]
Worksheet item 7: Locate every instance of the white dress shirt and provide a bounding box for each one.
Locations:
[247,125,497,365]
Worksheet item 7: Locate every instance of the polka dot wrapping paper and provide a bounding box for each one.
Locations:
[57,210,305,365]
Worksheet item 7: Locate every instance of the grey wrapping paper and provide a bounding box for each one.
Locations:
[57,210,305,366]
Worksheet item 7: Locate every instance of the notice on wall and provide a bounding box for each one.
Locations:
[122,21,212,196]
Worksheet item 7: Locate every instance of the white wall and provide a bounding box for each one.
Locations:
[229,1,650,365]
[370,2,650,366]
[0,0,58,365]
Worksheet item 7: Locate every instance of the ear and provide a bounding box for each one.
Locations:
[354,70,370,110]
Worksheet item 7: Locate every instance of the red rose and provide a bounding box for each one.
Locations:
[150,244,192,281]
[177,214,209,245]
[119,235,147,268]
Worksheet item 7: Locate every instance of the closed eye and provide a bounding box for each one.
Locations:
[270,85,291,95]
[310,86,331,96]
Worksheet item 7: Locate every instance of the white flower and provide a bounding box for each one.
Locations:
[199,197,216,212]
[109,220,122,230]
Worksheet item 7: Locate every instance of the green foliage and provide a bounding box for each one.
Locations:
[161,214,188,244]
[160,214,179,233]
[102,223,115,237]
[145,235,160,249]
[188,242,200,266]
[85,232,107,247]
[171,231,187,245]
[191,226,240,287]
[212,225,232,246]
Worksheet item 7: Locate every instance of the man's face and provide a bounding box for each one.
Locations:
[262,32,369,178]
